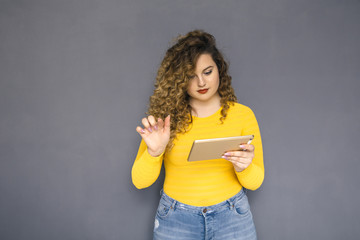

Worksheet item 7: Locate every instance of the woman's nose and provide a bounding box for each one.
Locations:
[197,77,206,87]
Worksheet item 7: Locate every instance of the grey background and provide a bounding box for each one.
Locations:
[1,0,359,239]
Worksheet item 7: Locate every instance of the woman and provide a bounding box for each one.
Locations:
[132,30,264,240]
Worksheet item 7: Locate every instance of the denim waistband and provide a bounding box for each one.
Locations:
[159,188,246,214]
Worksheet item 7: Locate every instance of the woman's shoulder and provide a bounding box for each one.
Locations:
[228,102,254,114]
[227,102,257,124]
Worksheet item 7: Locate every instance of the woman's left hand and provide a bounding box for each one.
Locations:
[222,144,255,172]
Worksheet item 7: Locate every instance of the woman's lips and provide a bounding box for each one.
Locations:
[197,89,209,94]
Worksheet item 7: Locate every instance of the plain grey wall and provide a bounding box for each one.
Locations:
[1,0,359,239]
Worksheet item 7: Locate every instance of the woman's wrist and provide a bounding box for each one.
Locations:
[147,148,164,158]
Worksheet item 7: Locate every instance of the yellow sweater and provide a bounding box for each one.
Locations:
[132,103,264,206]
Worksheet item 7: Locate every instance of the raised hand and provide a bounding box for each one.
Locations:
[136,115,171,157]
[222,144,255,172]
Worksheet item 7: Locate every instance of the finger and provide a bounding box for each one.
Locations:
[223,151,247,158]
[164,115,171,131]
[136,126,146,135]
[228,160,249,167]
[141,117,150,129]
[141,117,155,132]
[157,118,164,130]
[147,115,159,131]
[239,144,255,152]
[237,151,254,159]
[222,151,253,162]
[147,115,156,127]
[223,154,250,162]
[229,157,251,165]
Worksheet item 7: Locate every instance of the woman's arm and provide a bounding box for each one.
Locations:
[131,140,164,189]
[131,115,170,189]
[223,108,264,190]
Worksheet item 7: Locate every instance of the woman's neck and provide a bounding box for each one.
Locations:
[190,94,221,118]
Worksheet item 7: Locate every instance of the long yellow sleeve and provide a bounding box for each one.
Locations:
[236,108,264,190]
[131,103,264,206]
[131,140,164,189]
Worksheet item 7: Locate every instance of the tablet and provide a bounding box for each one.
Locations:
[187,135,254,162]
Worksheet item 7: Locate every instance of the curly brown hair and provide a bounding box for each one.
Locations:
[147,30,237,150]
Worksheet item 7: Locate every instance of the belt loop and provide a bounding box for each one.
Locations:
[171,199,176,210]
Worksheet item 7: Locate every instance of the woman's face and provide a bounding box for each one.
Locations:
[187,53,220,104]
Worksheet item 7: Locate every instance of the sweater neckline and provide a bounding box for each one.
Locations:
[192,106,222,121]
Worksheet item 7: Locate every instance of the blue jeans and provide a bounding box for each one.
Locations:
[153,188,257,240]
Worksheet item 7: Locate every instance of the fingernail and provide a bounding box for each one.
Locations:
[224,152,231,156]
[154,125,158,131]
[240,145,246,149]
[148,127,153,132]
[222,156,228,160]
[140,129,145,134]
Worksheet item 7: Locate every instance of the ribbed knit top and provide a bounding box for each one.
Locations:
[132,103,264,206]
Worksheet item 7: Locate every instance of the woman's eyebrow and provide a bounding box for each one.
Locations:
[203,66,213,71]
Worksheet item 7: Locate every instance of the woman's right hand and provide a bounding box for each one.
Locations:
[136,115,171,157]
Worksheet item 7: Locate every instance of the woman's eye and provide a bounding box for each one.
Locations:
[204,70,212,75]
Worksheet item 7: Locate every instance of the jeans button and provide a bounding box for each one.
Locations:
[203,208,207,213]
